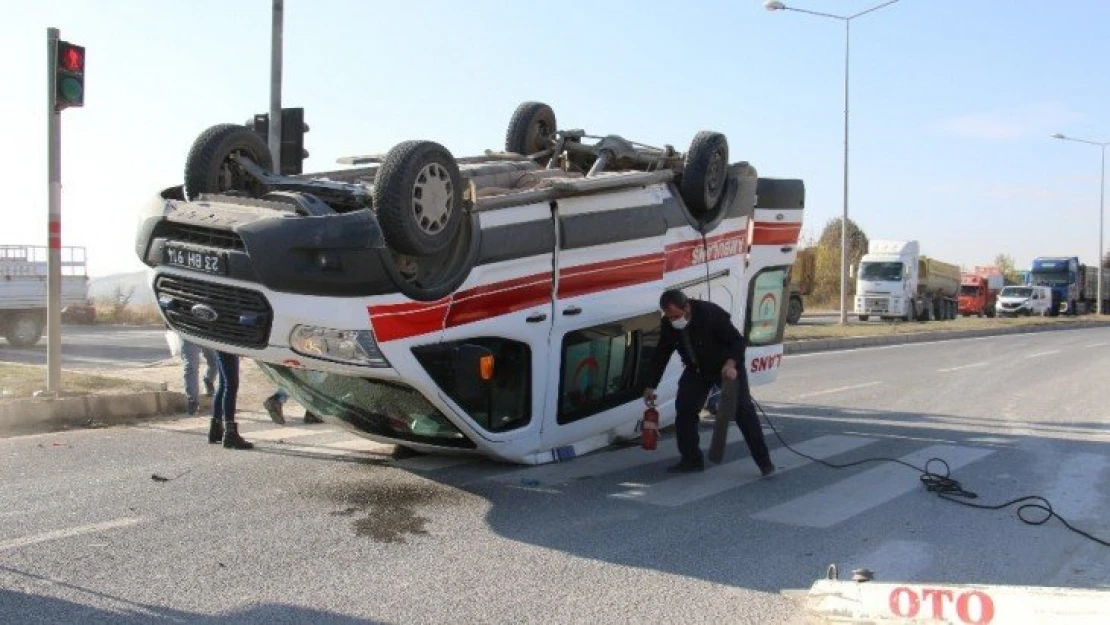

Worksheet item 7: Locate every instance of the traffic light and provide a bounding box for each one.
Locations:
[247,107,310,175]
[54,40,85,111]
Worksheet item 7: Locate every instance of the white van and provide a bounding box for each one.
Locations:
[995,285,1053,317]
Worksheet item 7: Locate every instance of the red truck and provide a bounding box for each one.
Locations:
[958,267,1003,317]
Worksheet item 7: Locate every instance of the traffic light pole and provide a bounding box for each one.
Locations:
[45,27,63,394]
[269,0,283,173]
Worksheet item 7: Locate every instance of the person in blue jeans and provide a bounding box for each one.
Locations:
[181,339,218,415]
[263,388,323,425]
[208,351,253,449]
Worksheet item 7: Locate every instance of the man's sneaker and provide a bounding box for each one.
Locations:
[759,463,777,478]
[203,378,215,397]
[666,459,705,473]
[262,395,285,425]
[303,412,324,424]
[186,399,199,416]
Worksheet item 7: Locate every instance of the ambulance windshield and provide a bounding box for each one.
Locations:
[258,363,474,448]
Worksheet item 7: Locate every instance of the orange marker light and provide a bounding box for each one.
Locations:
[479,354,495,381]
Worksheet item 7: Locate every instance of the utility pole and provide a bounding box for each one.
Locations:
[46,27,63,394]
[269,0,283,172]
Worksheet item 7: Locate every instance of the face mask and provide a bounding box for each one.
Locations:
[671,317,689,330]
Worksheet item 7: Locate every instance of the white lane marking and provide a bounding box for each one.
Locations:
[609,435,877,507]
[751,444,994,528]
[937,361,989,372]
[325,438,395,453]
[1084,342,1109,348]
[795,382,880,399]
[1025,350,1062,358]
[487,442,683,486]
[785,328,1101,358]
[0,517,142,553]
[247,428,324,442]
[750,444,994,528]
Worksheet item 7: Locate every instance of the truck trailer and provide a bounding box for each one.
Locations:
[854,240,960,322]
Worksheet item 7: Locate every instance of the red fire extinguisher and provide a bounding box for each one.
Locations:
[641,404,659,451]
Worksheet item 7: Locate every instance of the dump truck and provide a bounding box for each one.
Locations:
[854,240,960,322]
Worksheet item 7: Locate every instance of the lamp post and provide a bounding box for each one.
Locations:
[764,0,900,324]
[1051,133,1109,314]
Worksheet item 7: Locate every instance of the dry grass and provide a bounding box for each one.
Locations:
[785,314,1105,341]
[95,303,163,326]
[0,363,164,400]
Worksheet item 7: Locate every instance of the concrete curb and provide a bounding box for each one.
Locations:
[784,320,1110,355]
[0,391,188,438]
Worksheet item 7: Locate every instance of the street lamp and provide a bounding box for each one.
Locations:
[764,0,900,324]
[1051,133,1109,314]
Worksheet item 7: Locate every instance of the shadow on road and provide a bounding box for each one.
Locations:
[0,569,386,624]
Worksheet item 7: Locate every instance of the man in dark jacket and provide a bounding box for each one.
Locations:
[643,289,775,475]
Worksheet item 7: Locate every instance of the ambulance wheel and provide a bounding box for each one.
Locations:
[184,124,274,201]
[374,140,464,256]
[858,315,869,322]
[680,131,729,215]
[505,102,557,162]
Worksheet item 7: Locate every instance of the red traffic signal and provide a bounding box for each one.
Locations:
[54,40,85,111]
[60,45,83,72]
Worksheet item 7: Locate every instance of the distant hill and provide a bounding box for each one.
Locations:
[89,271,154,306]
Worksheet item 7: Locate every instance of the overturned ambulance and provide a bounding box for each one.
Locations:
[135,102,805,464]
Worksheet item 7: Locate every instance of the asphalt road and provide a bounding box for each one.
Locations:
[1,328,1107,624]
[0,325,169,369]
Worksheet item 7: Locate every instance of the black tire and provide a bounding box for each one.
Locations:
[505,102,557,159]
[786,296,803,325]
[680,131,729,215]
[373,141,464,256]
[184,124,274,201]
[4,312,44,348]
[858,315,869,322]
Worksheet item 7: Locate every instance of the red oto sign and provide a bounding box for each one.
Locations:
[889,586,995,624]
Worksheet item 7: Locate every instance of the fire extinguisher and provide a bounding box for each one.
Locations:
[641,403,659,451]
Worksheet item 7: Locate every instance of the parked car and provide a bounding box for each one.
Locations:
[995,285,1053,317]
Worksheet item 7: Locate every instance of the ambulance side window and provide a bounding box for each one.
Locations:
[745,267,788,346]
[557,313,660,425]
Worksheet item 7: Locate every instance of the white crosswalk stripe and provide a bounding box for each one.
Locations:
[750,444,995,528]
[608,434,878,507]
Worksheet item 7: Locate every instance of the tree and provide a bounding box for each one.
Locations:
[992,253,1023,285]
[812,217,869,304]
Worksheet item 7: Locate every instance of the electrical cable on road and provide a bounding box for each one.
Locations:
[752,399,1110,548]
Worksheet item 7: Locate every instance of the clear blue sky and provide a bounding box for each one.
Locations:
[5,0,1108,277]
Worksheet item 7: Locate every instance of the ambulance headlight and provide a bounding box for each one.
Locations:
[289,325,390,367]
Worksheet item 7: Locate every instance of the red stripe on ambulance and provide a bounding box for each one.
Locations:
[751,222,800,246]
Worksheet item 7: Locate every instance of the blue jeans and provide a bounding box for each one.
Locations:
[274,388,289,403]
[181,340,218,403]
[213,352,240,423]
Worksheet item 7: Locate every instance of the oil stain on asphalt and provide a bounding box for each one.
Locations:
[319,479,463,544]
